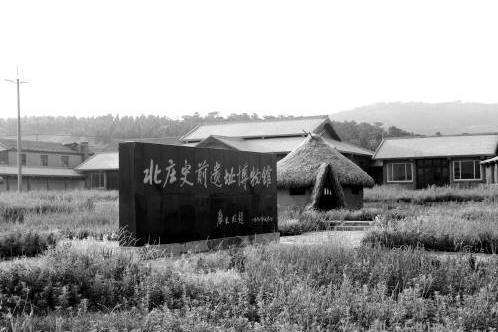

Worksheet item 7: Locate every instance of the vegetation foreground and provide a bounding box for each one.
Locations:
[0,185,498,330]
[2,241,498,331]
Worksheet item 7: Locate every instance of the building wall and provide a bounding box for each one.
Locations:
[7,151,83,168]
[381,157,487,189]
[0,176,84,191]
[495,164,498,184]
[344,154,371,173]
[83,170,119,190]
[484,164,494,184]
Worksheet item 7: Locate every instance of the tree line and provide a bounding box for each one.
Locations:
[0,113,414,151]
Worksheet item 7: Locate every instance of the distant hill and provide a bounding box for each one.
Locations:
[0,113,412,152]
[330,102,498,135]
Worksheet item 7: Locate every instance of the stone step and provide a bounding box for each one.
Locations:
[331,225,372,231]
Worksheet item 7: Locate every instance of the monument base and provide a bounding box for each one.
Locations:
[122,232,280,255]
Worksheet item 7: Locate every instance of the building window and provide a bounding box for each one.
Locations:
[21,154,26,166]
[453,160,481,181]
[0,151,8,165]
[61,155,69,168]
[41,155,48,167]
[387,162,413,182]
[289,187,306,195]
[90,172,105,189]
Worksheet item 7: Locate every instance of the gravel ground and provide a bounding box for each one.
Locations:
[279,230,366,249]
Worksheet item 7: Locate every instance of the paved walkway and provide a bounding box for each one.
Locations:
[280,230,366,249]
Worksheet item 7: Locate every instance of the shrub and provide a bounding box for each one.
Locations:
[0,230,57,259]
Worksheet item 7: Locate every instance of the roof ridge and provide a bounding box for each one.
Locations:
[194,115,329,127]
[208,135,244,140]
[113,136,181,141]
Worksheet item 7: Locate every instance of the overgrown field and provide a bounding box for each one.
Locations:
[1,186,498,330]
[365,184,498,204]
[0,191,118,259]
[280,185,498,253]
[2,240,498,331]
[362,185,498,253]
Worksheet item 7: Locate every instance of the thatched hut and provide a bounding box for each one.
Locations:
[277,135,374,211]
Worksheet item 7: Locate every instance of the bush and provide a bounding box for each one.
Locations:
[0,230,57,259]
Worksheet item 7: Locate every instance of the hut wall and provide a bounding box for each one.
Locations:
[342,186,363,210]
[277,188,312,213]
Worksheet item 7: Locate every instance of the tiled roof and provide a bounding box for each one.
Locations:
[75,152,119,171]
[102,137,183,152]
[0,134,100,153]
[373,134,498,160]
[197,135,373,156]
[181,116,330,142]
[0,166,83,178]
[0,138,79,154]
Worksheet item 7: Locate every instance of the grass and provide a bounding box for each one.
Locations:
[2,241,498,330]
[365,184,498,204]
[363,201,498,253]
[1,187,498,329]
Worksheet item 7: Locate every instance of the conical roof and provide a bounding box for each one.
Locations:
[277,135,374,188]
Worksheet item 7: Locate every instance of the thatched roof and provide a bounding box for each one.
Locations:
[306,163,345,210]
[277,135,374,188]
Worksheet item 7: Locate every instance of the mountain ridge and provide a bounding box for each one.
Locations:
[330,102,498,135]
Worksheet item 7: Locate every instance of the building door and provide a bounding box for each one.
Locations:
[416,159,450,189]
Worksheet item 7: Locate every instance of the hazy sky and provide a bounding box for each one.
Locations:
[1,0,497,119]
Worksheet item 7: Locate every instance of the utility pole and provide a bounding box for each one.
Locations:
[5,68,29,192]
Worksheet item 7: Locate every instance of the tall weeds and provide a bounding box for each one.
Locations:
[2,242,498,330]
